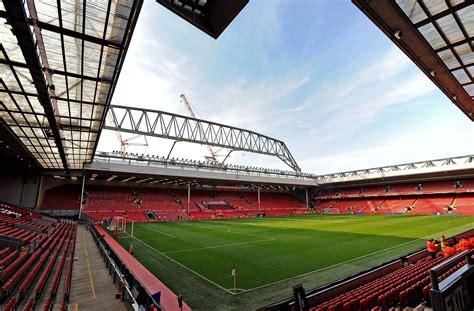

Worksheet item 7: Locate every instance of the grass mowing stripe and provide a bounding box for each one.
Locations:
[238,220,474,294]
[164,237,276,254]
[176,221,273,239]
[128,234,235,295]
[142,226,176,238]
[115,215,474,310]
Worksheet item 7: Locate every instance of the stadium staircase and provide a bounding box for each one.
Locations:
[451,196,474,215]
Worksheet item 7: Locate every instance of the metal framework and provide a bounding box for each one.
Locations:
[317,154,474,182]
[0,0,143,170]
[353,0,474,120]
[104,105,301,171]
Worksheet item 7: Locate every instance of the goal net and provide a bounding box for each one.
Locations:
[124,219,135,237]
[108,216,135,237]
[323,207,340,214]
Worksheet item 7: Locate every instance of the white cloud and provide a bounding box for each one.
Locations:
[97,5,473,176]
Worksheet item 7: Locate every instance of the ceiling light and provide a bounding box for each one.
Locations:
[136,178,152,183]
[106,175,118,182]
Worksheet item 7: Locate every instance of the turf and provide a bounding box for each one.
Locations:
[113,214,474,310]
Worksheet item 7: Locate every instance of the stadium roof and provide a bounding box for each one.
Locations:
[353,0,474,120]
[155,0,249,39]
[0,0,143,171]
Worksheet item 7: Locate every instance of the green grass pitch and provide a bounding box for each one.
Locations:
[112,215,474,310]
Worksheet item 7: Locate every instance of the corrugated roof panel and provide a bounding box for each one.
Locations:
[437,14,464,43]
[464,84,474,96]
[458,6,474,36]
[452,69,470,84]
[419,23,446,50]
[395,0,427,24]
[0,0,142,169]
[425,0,449,16]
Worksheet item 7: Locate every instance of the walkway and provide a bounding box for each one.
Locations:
[68,225,127,311]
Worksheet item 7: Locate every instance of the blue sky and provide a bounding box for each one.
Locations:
[98,0,474,174]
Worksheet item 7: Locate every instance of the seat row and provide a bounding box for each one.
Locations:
[310,253,467,311]
[0,211,76,311]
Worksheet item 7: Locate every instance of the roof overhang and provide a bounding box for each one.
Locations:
[317,154,474,187]
[155,0,249,39]
[0,0,143,170]
[84,158,317,187]
[353,0,474,120]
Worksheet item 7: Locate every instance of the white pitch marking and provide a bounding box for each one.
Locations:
[164,238,275,254]
[236,221,474,295]
[129,236,235,295]
[142,226,176,238]
[177,222,269,239]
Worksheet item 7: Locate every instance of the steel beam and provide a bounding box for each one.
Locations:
[317,154,474,182]
[104,105,301,171]
[2,2,70,172]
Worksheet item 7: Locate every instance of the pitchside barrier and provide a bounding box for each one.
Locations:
[89,225,159,310]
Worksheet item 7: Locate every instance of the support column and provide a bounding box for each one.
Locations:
[257,187,261,213]
[305,188,309,209]
[187,183,191,214]
[79,172,86,220]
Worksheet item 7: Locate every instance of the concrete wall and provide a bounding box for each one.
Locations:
[0,161,40,208]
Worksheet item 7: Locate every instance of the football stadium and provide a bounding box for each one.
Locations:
[0,1,473,311]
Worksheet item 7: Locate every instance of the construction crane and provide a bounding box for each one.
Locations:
[180,94,225,163]
[107,114,149,153]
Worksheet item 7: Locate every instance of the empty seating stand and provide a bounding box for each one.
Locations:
[72,186,308,222]
[309,252,470,311]
[0,203,78,311]
[314,178,474,215]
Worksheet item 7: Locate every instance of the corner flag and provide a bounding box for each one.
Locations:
[231,266,236,292]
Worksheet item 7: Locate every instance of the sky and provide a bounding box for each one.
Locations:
[97,0,474,175]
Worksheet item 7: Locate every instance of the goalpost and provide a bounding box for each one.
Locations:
[108,216,134,237]
[124,219,135,237]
